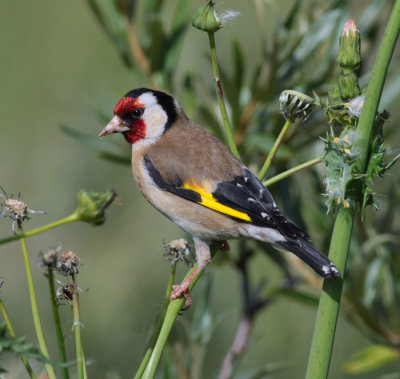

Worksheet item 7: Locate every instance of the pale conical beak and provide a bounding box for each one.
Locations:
[98,115,130,138]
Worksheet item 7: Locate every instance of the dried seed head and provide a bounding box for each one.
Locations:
[39,248,59,270]
[0,186,45,232]
[57,250,80,277]
[56,282,75,303]
[163,239,193,266]
[0,277,4,290]
[5,198,27,217]
[279,90,314,122]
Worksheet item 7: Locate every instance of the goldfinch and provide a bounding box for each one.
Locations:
[99,88,340,306]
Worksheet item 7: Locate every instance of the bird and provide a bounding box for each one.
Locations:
[99,88,340,307]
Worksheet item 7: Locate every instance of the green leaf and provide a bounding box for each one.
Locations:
[232,40,244,96]
[293,8,344,62]
[86,0,132,67]
[181,73,196,117]
[60,125,131,165]
[245,134,291,160]
[197,105,225,141]
[0,322,47,362]
[267,287,319,307]
[191,271,213,346]
[163,0,190,77]
[343,345,399,374]
[358,0,387,31]
[149,18,166,72]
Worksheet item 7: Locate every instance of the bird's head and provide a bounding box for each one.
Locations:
[99,88,178,145]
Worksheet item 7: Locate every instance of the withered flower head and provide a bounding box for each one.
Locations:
[163,238,193,266]
[57,250,81,277]
[56,282,75,303]
[0,186,45,233]
[40,249,59,270]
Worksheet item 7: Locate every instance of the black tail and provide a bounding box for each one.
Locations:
[275,240,340,278]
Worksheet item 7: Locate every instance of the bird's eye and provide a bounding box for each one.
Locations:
[132,108,144,119]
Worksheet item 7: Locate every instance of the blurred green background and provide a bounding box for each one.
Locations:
[1,0,400,378]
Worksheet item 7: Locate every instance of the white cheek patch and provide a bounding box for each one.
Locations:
[138,92,169,142]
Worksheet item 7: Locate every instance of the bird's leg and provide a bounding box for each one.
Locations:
[170,238,211,309]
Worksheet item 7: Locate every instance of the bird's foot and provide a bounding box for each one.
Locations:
[169,265,201,310]
[170,284,192,310]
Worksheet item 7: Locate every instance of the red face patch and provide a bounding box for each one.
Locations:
[114,96,145,115]
[123,119,146,144]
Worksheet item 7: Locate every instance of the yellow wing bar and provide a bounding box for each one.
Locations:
[183,182,252,222]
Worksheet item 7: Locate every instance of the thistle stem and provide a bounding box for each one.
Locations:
[141,265,204,379]
[47,269,69,379]
[306,3,400,378]
[0,213,79,246]
[134,264,177,379]
[19,224,56,379]
[262,156,323,187]
[72,283,85,379]
[258,119,292,180]
[207,32,240,158]
[0,298,36,378]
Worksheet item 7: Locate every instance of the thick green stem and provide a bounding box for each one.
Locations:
[0,299,36,378]
[262,156,323,187]
[141,265,204,379]
[73,285,85,379]
[207,32,240,158]
[305,207,355,378]
[258,119,292,180]
[47,269,69,379]
[134,264,177,379]
[19,225,56,379]
[306,4,400,378]
[0,213,79,246]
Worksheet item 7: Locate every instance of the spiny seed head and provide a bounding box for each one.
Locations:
[74,189,117,226]
[57,251,80,277]
[163,238,193,266]
[279,90,314,122]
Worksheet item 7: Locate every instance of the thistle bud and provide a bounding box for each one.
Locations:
[338,71,360,100]
[337,19,361,72]
[279,90,314,122]
[192,1,222,32]
[74,189,117,226]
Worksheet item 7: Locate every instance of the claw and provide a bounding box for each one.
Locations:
[170,285,192,310]
[169,265,201,310]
